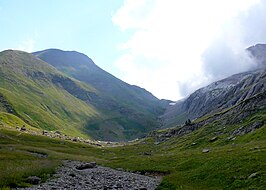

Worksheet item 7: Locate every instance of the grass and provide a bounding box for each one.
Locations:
[0,50,165,141]
[0,50,101,138]
[0,109,265,189]
[0,128,103,188]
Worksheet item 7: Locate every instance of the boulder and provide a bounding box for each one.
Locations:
[76,162,97,170]
[202,149,210,153]
[72,137,78,142]
[27,176,41,184]
[20,125,26,131]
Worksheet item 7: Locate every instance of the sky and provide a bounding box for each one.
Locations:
[0,0,266,100]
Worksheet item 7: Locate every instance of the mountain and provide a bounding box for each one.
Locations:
[1,47,265,190]
[161,44,266,128]
[33,49,168,141]
[0,49,168,141]
[0,50,100,138]
[247,43,266,68]
[161,69,266,127]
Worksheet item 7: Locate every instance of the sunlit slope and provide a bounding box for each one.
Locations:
[0,50,100,137]
[0,105,265,189]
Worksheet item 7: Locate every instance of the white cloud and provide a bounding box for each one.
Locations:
[16,38,35,52]
[112,0,261,100]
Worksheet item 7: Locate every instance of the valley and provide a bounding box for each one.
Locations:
[0,106,265,189]
[0,45,265,189]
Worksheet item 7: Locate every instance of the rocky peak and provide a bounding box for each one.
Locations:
[161,69,266,128]
[247,43,266,68]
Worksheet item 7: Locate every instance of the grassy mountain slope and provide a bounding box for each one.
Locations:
[0,56,265,188]
[33,49,168,141]
[0,50,100,138]
[0,102,265,189]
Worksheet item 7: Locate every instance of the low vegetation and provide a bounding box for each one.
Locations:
[0,109,265,189]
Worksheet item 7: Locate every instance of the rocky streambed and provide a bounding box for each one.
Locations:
[20,160,161,190]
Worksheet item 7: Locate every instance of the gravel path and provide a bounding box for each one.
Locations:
[21,160,161,190]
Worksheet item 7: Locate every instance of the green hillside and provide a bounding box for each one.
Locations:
[0,49,265,189]
[0,50,100,138]
[0,104,265,189]
[33,49,168,141]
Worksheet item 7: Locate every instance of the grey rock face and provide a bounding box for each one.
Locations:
[161,44,266,128]
[231,121,264,136]
[161,68,266,127]
[20,161,161,190]
[150,89,266,142]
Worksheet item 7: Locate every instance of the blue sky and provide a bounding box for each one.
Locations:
[0,0,126,74]
[1,0,266,100]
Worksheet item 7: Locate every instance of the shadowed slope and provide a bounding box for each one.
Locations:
[34,49,169,141]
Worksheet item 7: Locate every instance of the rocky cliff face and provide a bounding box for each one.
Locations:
[150,89,265,142]
[161,69,266,127]
[161,44,266,128]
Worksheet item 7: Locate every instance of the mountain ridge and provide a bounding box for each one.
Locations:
[161,68,266,128]
[0,50,100,138]
[160,44,266,128]
[33,49,168,141]
[0,46,265,189]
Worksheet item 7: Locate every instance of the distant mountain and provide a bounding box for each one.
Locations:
[247,44,266,68]
[33,49,168,141]
[161,69,266,127]
[161,44,266,128]
[0,50,100,138]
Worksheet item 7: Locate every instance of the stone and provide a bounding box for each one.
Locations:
[139,188,148,190]
[202,149,210,153]
[209,136,218,142]
[248,172,258,179]
[72,137,78,142]
[69,173,76,177]
[76,162,97,170]
[143,152,151,156]
[20,125,26,131]
[27,176,41,184]
[21,160,161,189]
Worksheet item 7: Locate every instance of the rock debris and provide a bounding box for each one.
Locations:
[20,160,161,190]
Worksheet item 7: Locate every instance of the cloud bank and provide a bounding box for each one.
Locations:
[113,0,265,100]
